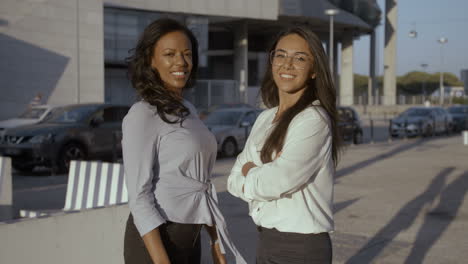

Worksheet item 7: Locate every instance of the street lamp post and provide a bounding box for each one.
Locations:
[437,37,448,105]
[421,63,428,100]
[325,9,339,77]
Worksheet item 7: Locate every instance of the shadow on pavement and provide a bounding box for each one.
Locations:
[404,170,468,264]
[345,167,454,264]
[201,192,363,263]
[337,139,426,179]
[334,198,360,213]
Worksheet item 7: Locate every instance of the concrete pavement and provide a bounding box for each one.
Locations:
[206,135,468,264]
[6,134,468,263]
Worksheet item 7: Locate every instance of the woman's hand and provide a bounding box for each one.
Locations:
[204,225,227,264]
[211,242,227,264]
[242,162,257,176]
[142,228,171,264]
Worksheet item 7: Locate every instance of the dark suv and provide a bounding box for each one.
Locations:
[0,103,129,173]
[338,106,363,144]
[447,105,468,132]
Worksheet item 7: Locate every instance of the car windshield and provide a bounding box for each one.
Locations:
[204,111,243,126]
[338,109,354,121]
[42,105,99,123]
[18,108,47,119]
[401,108,431,117]
[448,107,468,114]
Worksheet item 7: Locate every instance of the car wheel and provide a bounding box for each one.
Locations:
[423,125,433,137]
[353,131,363,144]
[448,123,454,134]
[12,161,35,173]
[221,138,238,157]
[57,143,86,173]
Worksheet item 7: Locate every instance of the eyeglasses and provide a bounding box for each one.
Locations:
[270,50,311,69]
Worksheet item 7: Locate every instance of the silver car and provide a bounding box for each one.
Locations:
[391,107,453,137]
[203,107,260,157]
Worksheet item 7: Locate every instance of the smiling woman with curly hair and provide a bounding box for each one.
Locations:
[122,18,246,264]
[126,18,198,124]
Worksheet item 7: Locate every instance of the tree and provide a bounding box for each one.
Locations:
[397,71,463,95]
[352,71,463,97]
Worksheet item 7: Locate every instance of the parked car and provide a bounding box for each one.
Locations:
[0,105,59,138]
[198,103,253,120]
[338,106,363,144]
[391,107,452,137]
[203,107,260,157]
[0,103,130,173]
[447,105,468,131]
[439,107,454,133]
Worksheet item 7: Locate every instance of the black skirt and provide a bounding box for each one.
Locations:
[124,214,202,264]
[256,226,332,264]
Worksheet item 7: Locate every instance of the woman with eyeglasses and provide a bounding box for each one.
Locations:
[122,18,246,264]
[227,25,342,264]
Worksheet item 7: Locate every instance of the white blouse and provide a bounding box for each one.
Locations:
[122,100,246,263]
[227,102,335,234]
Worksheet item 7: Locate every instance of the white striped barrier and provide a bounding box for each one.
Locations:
[20,160,128,218]
[0,156,12,206]
[0,156,13,221]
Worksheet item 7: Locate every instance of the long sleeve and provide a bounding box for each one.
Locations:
[122,103,166,236]
[226,150,249,202]
[243,113,332,202]
[227,112,265,202]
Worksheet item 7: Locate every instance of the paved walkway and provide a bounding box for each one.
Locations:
[9,134,468,263]
[204,135,468,264]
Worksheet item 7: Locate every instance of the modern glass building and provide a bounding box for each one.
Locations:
[461,69,468,95]
[0,0,381,119]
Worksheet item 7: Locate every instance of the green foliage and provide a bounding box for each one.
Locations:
[353,74,383,96]
[397,71,463,95]
[354,74,368,96]
[353,72,464,96]
[452,97,468,105]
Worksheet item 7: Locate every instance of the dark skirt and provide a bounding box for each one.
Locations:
[256,226,332,264]
[124,214,202,264]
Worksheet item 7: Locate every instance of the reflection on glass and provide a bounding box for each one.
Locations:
[204,111,243,126]
[401,108,431,117]
[19,108,46,119]
[43,106,99,123]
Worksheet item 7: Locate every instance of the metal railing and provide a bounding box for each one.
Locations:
[185,79,240,110]
[353,95,468,105]
[358,115,468,144]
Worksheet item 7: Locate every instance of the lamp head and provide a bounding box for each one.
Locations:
[325,9,339,16]
[438,37,448,44]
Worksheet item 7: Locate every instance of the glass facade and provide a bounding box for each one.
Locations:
[104,8,183,64]
[103,7,261,107]
[103,8,185,105]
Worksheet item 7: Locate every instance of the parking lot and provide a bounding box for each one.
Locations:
[7,131,468,263]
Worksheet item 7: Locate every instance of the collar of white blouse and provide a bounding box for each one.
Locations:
[272,99,321,123]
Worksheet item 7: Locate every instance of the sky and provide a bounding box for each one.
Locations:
[353,0,468,79]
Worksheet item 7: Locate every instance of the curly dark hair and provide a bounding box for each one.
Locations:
[126,18,199,124]
[260,25,342,167]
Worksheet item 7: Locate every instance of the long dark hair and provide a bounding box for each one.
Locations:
[260,25,342,167]
[126,18,198,124]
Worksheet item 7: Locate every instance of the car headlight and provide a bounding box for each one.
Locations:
[29,133,54,144]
